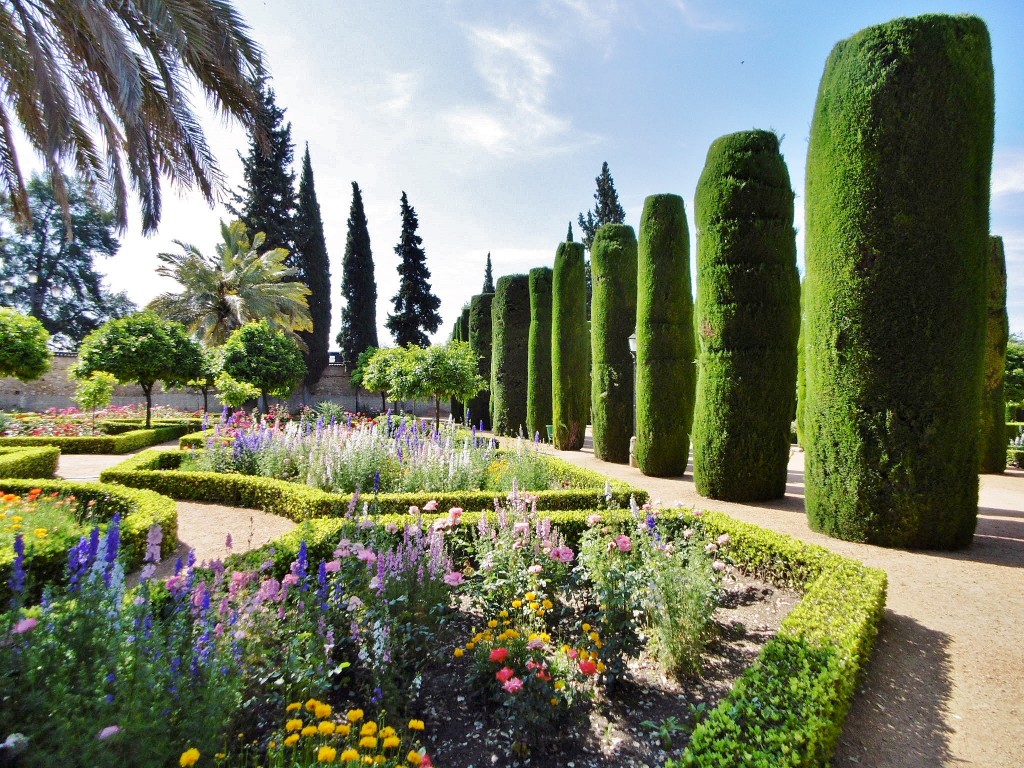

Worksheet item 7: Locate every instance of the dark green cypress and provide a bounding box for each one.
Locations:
[980,236,1008,473]
[294,146,331,388]
[337,182,378,369]
[590,224,638,463]
[449,304,472,422]
[467,293,494,430]
[795,279,807,447]
[692,131,799,501]
[552,241,588,450]
[386,192,441,347]
[491,275,531,437]
[804,14,994,548]
[482,253,495,293]
[527,267,553,441]
[635,194,695,476]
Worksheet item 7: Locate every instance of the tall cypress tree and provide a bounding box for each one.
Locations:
[386,192,441,347]
[337,182,378,369]
[577,161,626,251]
[482,253,495,293]
[294,145,331,387]
[229,79,298,260]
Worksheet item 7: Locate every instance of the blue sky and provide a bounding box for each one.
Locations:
[99,0,1024,341]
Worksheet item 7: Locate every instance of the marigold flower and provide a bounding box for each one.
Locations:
[359,736,378,749]
[315,703,333,719]
[302,725,318,737]
[407,751,423,766]
[285,719,303,732]
[305,698,320,712]
[487,619,498,628]
[347,709,364,723]
[286,702,302,712]
[284,734,300,747]
[380,727,397,738]
[542,599,554,610]
[339,748,359,762]
[407,719,424,731]
[360,721,378,737]
[179,748,200,767]
[336,724,351,736]
[465,641,475,650]
[454,647,464,658]
[383,736,401,749]
[550,697,559,706]
[319,721,336,735]
[511,600,522,608]
[581,623,591,632]
[524,591,536,601]
[318,745,338,763]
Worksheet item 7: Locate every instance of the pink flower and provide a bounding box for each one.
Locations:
[705,542,718,554]
[97,725,121,740]
[495,666,515,683]
[683,528,695,540]
[513,521,530,535]
[448,507,464,523]
[385,522,399,534]
[408,505,420,515]
[717,534,731,546]
[526,637,546,650]
[615,535,632,552]
[502,677,524,694]
[432,518,451,531]
[443,571,465,586]
[282,574,300,588]
[579,660,598,675]
[13,617,38,634]
[527,564,543,574]
[550,545,575,563]
[423,500,438,512]
[356,548,377,563]
[713,560,727,572]
[587,514,603,526]
[489,647,509,663]
[693,509,704,517]
[324,560,341,573]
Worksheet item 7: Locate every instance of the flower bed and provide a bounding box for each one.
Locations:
[0,446,59,479]
[99,448,647,519]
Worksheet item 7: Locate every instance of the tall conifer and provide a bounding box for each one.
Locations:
[337,182,378,369]
[482,253,495,293]
[294,145,331,387]
[386,192,441,347]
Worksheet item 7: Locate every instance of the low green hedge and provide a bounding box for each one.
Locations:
[179,428,218,448]
[0,421,198,454]
[0,478,178,591]
[0,446,60,479]
[99,449,648,521]
[1008,448,1024,469]
[223,506,885,767]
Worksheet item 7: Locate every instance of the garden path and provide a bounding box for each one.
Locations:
[534,433,1023,768]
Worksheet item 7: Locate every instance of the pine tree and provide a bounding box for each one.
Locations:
[386,192,441,347]
[577,161,626,251]
[229,79,298,260]
[337,182,378,369]
[482,253,495,293]
[294,145,331,387]
[566,223,574,242]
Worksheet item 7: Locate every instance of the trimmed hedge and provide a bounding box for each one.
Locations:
[0,478,178,590]
[490,274,531,437]
[590,223,638,464]
[1008,449,1024,469]
[552,241,589,450]
[979,236,1008,473]
[527,267,554,442]
[467,292,494,430]
[804,14,994,548]
[635,194,695,476]
[0,420,200,454]
[451,305,472,422]
[796,278,807,447]
[0,446,59,479]
[99,449,648,521]
[693,130,799,501]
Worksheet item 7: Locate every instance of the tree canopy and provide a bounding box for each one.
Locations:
[221,321,307,412]
[294,145,332,388]
[338,182,379,369]
[0,307,51,381]
[386,192,441,347]
[577,161,626,252]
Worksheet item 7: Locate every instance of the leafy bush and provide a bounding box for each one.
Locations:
[0,421,199,454]
[0,446,59,479]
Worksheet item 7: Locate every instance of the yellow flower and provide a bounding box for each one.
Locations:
[358,736,377,750]
[339,749,359,762]
[34,528,47,539]
[498,610,509,618]
[315,702,333,719]
[589,631,600,643]
[347,709,364,723]
[360,721,378,737]
[286,719,303,732]
[487,619,498,628]
[215,753,227,759]
[317,745,337,763]
[582,623,591,631]
[407,751,423,766]
[597,661,607,673]
[465,642,475,650]
[525,591,536,601]
[529,601,539,610]
[454,647,464,658]
[407,719,424,731]
[382,736,400,749]
[542,599,553,610]
[319,721,336,735]
[511,600,522,608]
[379,727,396,739]
[550,697,559,706]
[305,698,320,712]
[302,725,318,737]
[286,702,302,712]
[336,724,351,736]
[284,734,300,747]
[374,757,386,765]
[554,680,566,690]
[537,608,546,616]
[179,748,200,767]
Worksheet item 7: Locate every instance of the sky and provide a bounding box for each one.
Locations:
[43,0,1024,341]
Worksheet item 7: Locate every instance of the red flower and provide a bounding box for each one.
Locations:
[489,647,509,663]
[495,666,515,683]
[579,660,598,675]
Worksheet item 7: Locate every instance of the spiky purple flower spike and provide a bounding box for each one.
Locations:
[10,533,26,600]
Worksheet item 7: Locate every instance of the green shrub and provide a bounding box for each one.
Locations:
[490,274,531,437]
[1008,449,1024,469]
[0,421,198,454]
[527,267,554,441]
[796,278,807,447]
[552,241,589,450]
[980,236,1008,473]
[635,194,695,476]
[0,446,59,479]
[590,223,638,463]
[692,130,799,501]
[467,292,494,430]
[803,14,994,548]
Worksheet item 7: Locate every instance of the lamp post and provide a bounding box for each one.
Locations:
[627,330,638,467]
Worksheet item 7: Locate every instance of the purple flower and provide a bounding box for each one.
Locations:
[713,560,727,572]
[97,725,121,741]
[10,533,26,598]
[145,525,163,563]
[443,571,465,586]
[12,616,38,634]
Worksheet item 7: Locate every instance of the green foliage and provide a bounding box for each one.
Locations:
[635,194,695,476]
[577,161,626,253]
[222,321,307,410]
[386,192,441,347]
[490,274,531,437]
[0,174,135,349]
[0,446,59,479]
[337,181,379,369]
[590,223,638,463]
[803,14,994,548]
[361,346,420,405]
[0,307,51,381]
[1006,339,1024,406]
[213,370,261,409]
[72,371,118,419]
[796,279,807,447]
[420,341,487,427]
[527,267,554,441]
[467,293,494,430]
[980,236,1009,473]
[552,241,589,450]
[692,130,800,501]
[0,422,199,454]
[294,145,332,388]
[482,252,495,293]
[1009,448,1024,469]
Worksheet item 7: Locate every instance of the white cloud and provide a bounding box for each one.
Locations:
[671,0,735,32]
[993,150,1024,198]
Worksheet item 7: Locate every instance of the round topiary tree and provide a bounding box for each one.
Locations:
[552,241,588,450]
[0,307,51,381]
[490,274,531,436]
[467,292,494,430]
[804,14,994,548]
[692,130,799,501]
[590,223,638,463]
[222,320,307,413]
[527,266,553,441]
[635,194,695,476]
[979,235,1008,473]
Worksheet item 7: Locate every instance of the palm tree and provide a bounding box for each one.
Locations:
[148,219,312,346]
[0,0,265,234]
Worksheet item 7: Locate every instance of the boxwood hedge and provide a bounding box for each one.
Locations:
[0,419,201,454]
[0,445,59,479]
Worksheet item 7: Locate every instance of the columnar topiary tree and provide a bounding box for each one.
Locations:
[467,293,494,430]
[692,131,799,501]
[552,241,588,450]
[979,235,1009,473]
[635,194,695,476]
[490,274,531,437]
[527,267,554,441]
[804,14,994,548]
[795,278,807,447]
[449,304,472,422]
[590,224,638,463]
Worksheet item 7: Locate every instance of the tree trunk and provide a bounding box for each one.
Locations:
[142,383,153,429]
[261,390,269,415]
[202,387,209,414]
[434,395,441,430]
